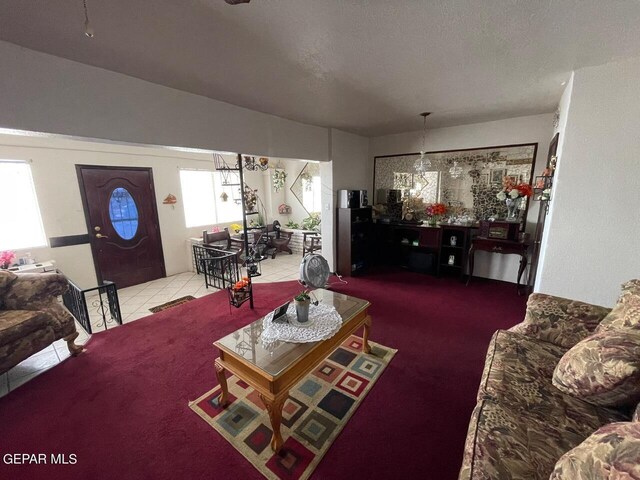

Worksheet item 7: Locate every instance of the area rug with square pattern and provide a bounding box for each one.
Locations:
[189,335,396,480]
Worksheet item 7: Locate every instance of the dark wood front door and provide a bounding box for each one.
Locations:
[77,165,166,288]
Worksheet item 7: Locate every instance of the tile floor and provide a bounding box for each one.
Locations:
[0,253,303,398]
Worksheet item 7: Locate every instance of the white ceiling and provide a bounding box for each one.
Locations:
[2,1,640,136]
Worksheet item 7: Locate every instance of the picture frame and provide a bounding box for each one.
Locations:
[490,168,507,185]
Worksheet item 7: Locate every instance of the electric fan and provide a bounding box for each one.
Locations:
[299,253,330,289]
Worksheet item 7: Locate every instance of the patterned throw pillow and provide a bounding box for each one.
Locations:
[596,279,640,333]
[550,422,640,479]
[553,329,640,407]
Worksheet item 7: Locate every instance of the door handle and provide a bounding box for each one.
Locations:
[96,233,109,239]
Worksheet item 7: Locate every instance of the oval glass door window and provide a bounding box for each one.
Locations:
[109,187,139,240]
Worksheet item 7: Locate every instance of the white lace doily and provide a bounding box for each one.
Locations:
[262,303,342,347]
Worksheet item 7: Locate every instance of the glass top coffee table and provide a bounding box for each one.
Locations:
[213,289,371,453]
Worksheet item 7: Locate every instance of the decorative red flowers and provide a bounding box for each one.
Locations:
[515,183,533,197]
[233,276,251,291]
[425,203,447,217]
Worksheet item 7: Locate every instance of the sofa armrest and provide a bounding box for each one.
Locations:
[3,272,69,310]
[508,293,611,349]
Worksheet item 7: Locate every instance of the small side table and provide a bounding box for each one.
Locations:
[466,237,530,294]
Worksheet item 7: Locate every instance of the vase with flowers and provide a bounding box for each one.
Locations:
[496,177,533,220]
[425,203,447,226]
[0,250,16,269]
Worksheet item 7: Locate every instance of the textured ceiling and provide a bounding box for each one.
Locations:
[1,1,640,136]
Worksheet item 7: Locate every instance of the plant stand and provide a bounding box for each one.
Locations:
[228,283,252,308]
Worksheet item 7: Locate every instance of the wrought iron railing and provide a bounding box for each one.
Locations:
[193,245,241,290]
[62,278,122,334]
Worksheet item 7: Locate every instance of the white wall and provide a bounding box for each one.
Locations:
[0,41,328,161]
[326,129,371,272]
[0,133,246,289]
[537,57,640,306]
[0,42,376,277]
[370,113,554,282]
[535,73,574,293]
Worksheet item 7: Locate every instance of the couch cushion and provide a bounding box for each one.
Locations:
[0,310,51,346]
[478,330,624,435]
[459,398,589,480]
[596,279,640,333]
[510,293,611,348]
[549,422,640,479]
[553,329,640,407]
[0,270,18,308]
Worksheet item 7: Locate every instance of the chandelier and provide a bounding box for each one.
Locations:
[414,112,432,173]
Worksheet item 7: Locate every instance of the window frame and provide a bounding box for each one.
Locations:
[0,159,48,251]
[178,168,243,228]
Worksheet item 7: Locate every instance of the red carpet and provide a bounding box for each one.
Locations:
[0,269,526,480]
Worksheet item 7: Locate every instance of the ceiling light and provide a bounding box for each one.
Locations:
[83,0,94,38]
[414,112,432,173]
[561,81,566,86]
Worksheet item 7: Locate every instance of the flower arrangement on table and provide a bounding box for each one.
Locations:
[229,223,243,234]
[425,203,447,226]
[403,196,426,221]
[496,177,533,219]
[0,250,16,269]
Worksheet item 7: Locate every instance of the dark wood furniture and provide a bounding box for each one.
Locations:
[374,221,475,278]
[467,237,531,294]
[336,207,372,276]
[302,231,322,257]
[213,289,371,453]
[265,222,293,258]
[438,225,475,279]
[203,228,244,256]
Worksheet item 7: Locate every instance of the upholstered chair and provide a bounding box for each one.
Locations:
[0,270,83,375]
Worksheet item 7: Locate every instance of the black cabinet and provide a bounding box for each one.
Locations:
[336,207,372,276]
[373,221,475,279]
[438,226,474,279]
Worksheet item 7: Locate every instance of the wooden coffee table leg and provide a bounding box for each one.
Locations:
[214,359,229,407]
[260,394,286,453]
[362,316,372,354]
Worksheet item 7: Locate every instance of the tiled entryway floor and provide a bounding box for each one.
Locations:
[0,253,303,398]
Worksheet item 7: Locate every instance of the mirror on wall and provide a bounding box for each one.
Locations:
[290,162,321,215]
[374,143,537,221]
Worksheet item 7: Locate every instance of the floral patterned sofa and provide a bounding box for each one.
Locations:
[459,280,640,480]
[0,270,83,375]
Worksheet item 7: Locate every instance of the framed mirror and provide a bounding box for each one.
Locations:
[374,143,538,223]
[290,162,321,215]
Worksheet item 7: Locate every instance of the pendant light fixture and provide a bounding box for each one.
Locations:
[414,112,432,173]
[83,0,94,38]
